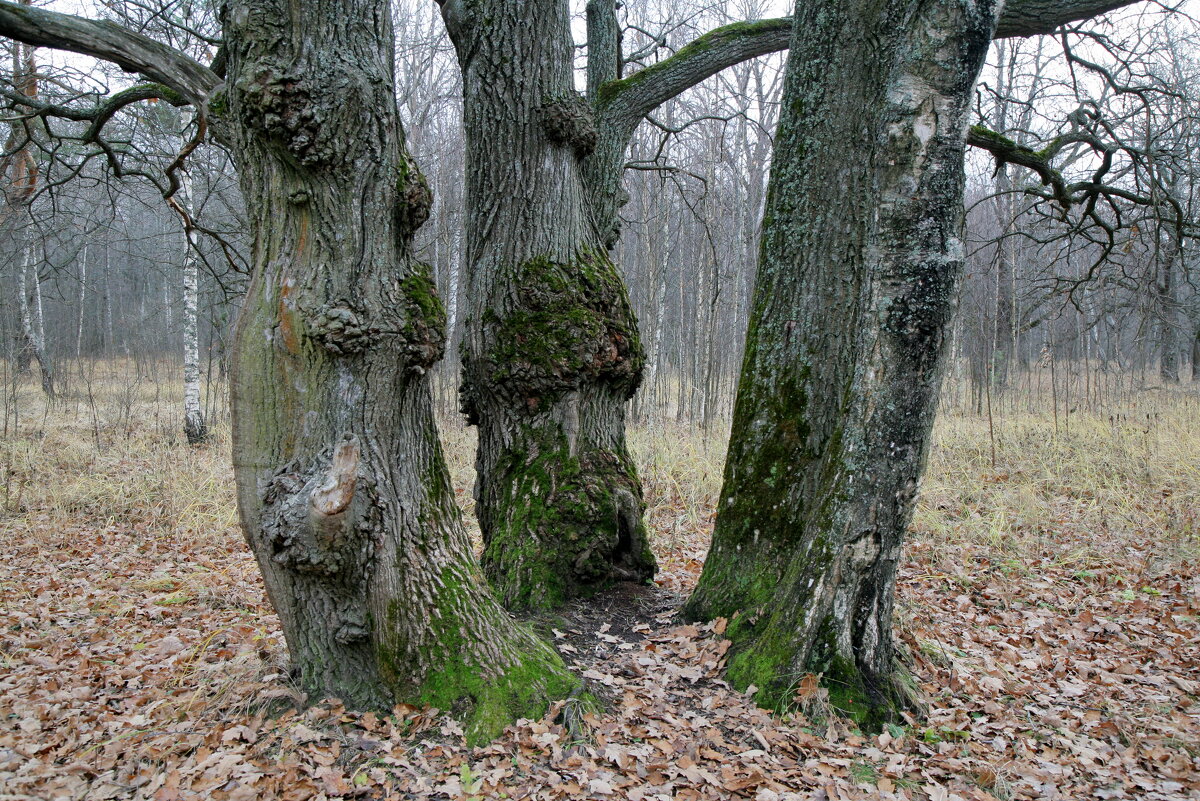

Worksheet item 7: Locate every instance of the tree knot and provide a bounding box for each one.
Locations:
[539,94,598,159]
[395,153,432,237]
[307,301,374,355]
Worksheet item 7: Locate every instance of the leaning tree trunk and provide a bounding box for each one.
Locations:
[440,0,654,612]
[221,0,575,742]
[683,0,1000,728]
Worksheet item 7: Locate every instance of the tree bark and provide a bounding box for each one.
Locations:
[0,0,580,743]
[683,0,1002,728]
[440,0,655,612]
[1191,322,1200,382]
[1157,232,1180,383]
[217,0,577,741]
[7,28,53,400]
[16,235,54,399]
[177,113,207,445]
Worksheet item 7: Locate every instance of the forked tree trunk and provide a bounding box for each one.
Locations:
[684,0,1000,728]
[440,0,654,612]
[222,0,574,741]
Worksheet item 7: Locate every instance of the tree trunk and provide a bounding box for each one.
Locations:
[16,234,54,399]
[76,242,87,359]
[683,0,999,728]
[1191,322,1200,382]
[221,0,575,742]
[1157,234,1179,383]
[177,115,208,445]
[440,0,654,612]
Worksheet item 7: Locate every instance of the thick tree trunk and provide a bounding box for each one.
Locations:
[222,0,574,742]
[441,0,654,612]
[684,0,999,728]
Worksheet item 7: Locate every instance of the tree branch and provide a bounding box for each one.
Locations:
[2,82,187,139]
[594,0,1148,133]
[595,18,790,132]
[0,0,218,105]
[994,0,1146,39]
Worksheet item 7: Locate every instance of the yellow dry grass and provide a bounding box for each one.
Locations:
[4,359,1196,571]
[1,360,1197,800]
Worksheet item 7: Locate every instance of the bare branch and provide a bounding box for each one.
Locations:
[596,18,790,133]
[995,0,1152,39]
[0,0,218,105]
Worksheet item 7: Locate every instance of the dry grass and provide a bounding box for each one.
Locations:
[4,359,1196,573]
[917,387,1200,571]
[2,360,1197,799]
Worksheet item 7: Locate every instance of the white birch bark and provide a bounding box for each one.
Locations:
[177,111,207,444]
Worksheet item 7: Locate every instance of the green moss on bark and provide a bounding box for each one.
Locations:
[595,18,791,107]
[378,566,579,746]
[723,615,913,733]
[478,249,642,412]
[398,262,447,370]
[483,424,654,611]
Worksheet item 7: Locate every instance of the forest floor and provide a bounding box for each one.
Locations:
[1,366,1198,800]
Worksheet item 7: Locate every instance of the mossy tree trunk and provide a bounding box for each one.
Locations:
[437,0,798,612]
[220,0,575,743]
[440,0,655,612]
[0,0,580,743]
[683,0,1144,729]
[682,0,1002,729]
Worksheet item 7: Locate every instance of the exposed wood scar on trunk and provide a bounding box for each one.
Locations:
[310,437,360,520]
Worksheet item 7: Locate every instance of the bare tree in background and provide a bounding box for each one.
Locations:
[3,4,53,399]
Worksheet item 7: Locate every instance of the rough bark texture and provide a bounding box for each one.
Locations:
[683,0,1000,729]
[441,0,654,612]
[220,0,575,742]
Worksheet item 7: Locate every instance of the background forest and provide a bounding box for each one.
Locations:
[2,0,1199,799]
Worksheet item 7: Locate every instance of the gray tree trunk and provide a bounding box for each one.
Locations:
[684,0,1001,728]
[1192,322,1200,382]
[219,0,575,741]
[440,0,654,612]
[1158,235,1180,383]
